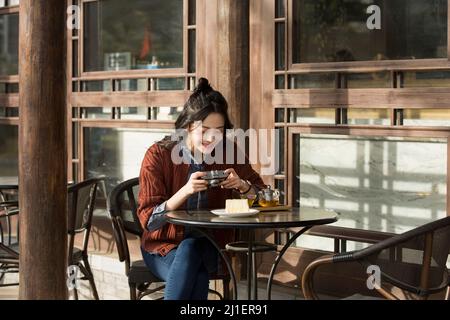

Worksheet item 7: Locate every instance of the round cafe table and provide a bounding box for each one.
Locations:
[166,207,339,300]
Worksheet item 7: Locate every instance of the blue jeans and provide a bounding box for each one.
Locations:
[141,237,218,300]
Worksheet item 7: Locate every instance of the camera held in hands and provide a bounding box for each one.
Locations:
[201,170,229,188]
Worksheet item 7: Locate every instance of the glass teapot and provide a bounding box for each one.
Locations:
[258,185,280,207]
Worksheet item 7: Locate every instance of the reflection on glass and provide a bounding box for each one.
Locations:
[404,109,450,126]
[275,22,285,70]
[275,179,286,205]
[188,29,196,73]
[84,0,183,72]
[289,108,335,124]
[347,109,390,125]
[294,134,447,237]
[289,73,335,89]
[275,0,285,18]
[84,127,173,196]
[73,39,78,77]
[275,108,285,123]
[84,107,113,119]
[156,78,185,90]
[120,107,148,120]
[0,124,18,176]
[116,79,148,91]
[152,106,182,121]
[276,127,284,175]
[275,75,285,89]
[5,83,18,93]
[188,0,196,26]
[292,0,447,63]
[346,72,391,88]
[403,71,450,88]
[0,14,18,75]
[82,80,111,92]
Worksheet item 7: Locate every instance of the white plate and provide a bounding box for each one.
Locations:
[210,208,260,218]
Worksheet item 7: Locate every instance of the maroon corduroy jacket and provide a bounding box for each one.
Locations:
[138,141,266,256]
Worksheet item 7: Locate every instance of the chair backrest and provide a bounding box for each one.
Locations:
[107,178,142,273]
[67,177,102,259]
[361,216,450,297]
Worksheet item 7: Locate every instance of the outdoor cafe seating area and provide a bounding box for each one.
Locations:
[1,176,449,300]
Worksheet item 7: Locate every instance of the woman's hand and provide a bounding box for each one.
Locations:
[220,168,249,192]
[181,171,208,197]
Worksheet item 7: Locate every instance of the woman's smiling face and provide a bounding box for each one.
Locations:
[188,112,225,154]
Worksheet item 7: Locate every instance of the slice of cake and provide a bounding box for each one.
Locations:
[225,199,250,214]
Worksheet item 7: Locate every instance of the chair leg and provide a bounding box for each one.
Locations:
[129,283,138,300]
[252,252,258,300]
[82,256,99,300]
[73,287,79,300]
[223,277,230,300]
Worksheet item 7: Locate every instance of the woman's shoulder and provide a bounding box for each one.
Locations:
[145,138,179,161]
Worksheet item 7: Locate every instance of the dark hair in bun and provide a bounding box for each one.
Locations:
[174,77,234,130]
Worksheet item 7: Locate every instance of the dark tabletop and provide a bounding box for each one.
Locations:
[166,207,339,229]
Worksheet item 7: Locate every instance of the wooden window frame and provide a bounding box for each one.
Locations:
[78,0,191,78]
[286,0,450,73]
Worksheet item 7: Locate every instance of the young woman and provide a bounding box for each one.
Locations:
[138,78,265,300]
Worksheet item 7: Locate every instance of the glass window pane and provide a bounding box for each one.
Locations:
[275,75,285,89]
[0,14,19,75]
[275,108,285,123]
[275,22,285,70]
[275,0,285,18]
[82,80,111,92]
[275,127,284,175]
[84,0,183,72]
[294,134,447,237]
[188,0,196,26]
[347,108,390,125]
[84,127,173,196]
[275,179,286,205]
[6,83,18,93]
[403,71,450,88]
[188,29,196,73]
[6,107,18,117]
[156,78,185,90]
[84,107,113,119]
[289,108,335,124]
[404,109,450,126]
[152,106,182,120]
[72,40,78,77]
[289,73,335,89]
[116,79,148,91]
[0,124,18,177]
[292,0,448,64]
[120,107,149,120]
[346,72,391,88]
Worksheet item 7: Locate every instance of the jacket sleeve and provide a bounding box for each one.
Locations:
[232,143,266,191]
[137,144,169,231]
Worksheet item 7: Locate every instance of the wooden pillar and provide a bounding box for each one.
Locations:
[217,0,250,130]
[197,0,250,129]
[19,0,68,299]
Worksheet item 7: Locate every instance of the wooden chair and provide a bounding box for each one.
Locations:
[107,177,231,300]
[67,177,103,300]
[0,200,19,287]
[302,216,450,300]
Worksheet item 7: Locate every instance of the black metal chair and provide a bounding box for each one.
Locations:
[107,177,231,300]
[0,200,19,287]
[302,216,450,300]
[68,177,103,300]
